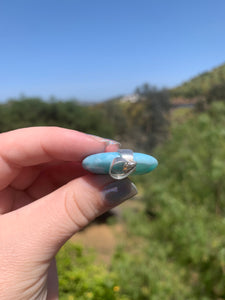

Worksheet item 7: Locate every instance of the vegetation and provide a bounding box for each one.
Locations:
[57,243,126,300]
[57,102,225,299]
[206,83,225,104]
[0,87,170,151]
[1,70,225,298]
[171,63,225,98]
[0,98,114,138]
[139,102,225,298]
[97,84,170,151]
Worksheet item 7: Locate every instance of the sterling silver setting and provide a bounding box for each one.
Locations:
[109,149,137,180]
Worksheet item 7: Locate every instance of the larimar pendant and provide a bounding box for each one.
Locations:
[82,149,158,180]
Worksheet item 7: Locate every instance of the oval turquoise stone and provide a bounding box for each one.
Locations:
[82,152,158,175]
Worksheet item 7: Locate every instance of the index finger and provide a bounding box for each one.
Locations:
[0,127,119,189]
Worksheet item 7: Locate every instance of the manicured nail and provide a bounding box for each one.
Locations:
[87,134,121,147]
[102,179,138,205]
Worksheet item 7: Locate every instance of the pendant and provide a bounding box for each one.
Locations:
[82,149,158,180]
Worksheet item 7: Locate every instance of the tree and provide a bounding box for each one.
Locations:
[135,84,170,150]
[206,84,225,104]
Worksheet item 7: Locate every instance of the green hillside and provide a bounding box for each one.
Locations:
[0,86,170,152]
[171,63,225,98]
[1,72,225,299]
[57,101,225,299]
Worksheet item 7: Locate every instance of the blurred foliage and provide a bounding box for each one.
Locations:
[147,101,225,215]
[57,243,129,300]
[0,89,170,151]
[171,63,225,98]
[57,101,225,299]
[138,101,225,298]
[97,84,170,150]
[135,84,170,149]
[2,82,225,298]
[206,83,225,104]
[0,98,114,137]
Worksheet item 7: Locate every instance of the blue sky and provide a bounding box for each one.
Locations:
[1,0,225,101]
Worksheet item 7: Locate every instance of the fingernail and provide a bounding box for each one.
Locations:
[87,134,121,147]
[102,179,138,205]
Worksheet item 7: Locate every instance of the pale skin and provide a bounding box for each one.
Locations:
[0,127,136,299]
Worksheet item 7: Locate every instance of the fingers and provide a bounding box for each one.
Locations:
[0,175,137,261]
[11,162,88,193]
[0,163,89,214]
[0,127,120,190]
[0,127,110,166]
[47,258,58,300]
[26,162,90,199]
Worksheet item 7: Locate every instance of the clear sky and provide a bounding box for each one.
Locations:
[1,0,225,102]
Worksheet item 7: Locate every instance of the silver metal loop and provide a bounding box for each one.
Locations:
[109,149,137,180]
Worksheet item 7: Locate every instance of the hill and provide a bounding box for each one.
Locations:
[171,63,225,98]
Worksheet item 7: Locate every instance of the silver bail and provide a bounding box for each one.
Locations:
[109,149,137,180]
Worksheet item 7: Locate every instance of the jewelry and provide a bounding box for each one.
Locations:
[109,149,137,180]
[82,149,158,180]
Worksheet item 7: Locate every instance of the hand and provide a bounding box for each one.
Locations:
[0,127,137,300]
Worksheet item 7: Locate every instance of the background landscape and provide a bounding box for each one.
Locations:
[1,63,225,299]
[1,0,225,298]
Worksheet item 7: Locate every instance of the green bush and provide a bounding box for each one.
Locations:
[57,243,129,300]
[55,102,225,299]
[112,240,193,300]
[137,102,225,298]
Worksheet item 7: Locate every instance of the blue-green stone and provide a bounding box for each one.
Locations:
[82,152,158,175]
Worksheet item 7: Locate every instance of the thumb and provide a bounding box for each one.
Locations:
[1,175,137,260]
